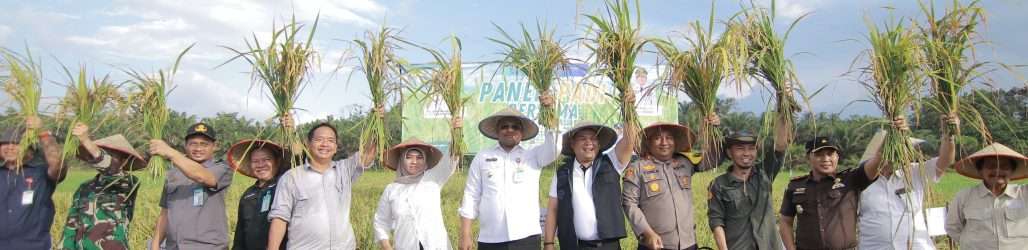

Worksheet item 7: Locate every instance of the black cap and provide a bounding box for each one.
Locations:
[805,136,838,154]
[185,122,216,141]
[725,130,757,147]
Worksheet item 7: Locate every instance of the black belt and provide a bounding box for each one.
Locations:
[579,239,618,247]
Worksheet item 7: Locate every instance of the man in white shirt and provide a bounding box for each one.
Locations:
[458,104,558,250]
[542,121,636,249]
[858,116,956,250]
[946,142,1028,250]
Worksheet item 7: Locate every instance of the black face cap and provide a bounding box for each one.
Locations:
[725,130,757,147]
[805,136,838,154]
[185,122,217,142]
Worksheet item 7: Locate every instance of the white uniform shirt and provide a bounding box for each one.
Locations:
[946,183,1028,250]
[458,130,559,243]
[547,152,625,240]
[374,159,456,250]
[859,158,940,250]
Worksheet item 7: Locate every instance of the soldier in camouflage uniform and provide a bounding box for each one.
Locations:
[60,122,147,250]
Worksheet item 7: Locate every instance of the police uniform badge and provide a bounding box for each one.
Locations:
[832,178,845,189]
[194,124,207,133]
[649,182,660,192]
[796,204,804,214]
[642,164,656,171]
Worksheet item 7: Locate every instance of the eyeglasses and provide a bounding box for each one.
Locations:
[499,124,522,131]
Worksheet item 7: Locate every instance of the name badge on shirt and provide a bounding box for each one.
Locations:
[261,190,272,212]
[193,187,205,207]
[513,167,525,183]
[21,190,34,205]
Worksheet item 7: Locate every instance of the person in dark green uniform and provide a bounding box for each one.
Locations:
[706,115,790,250]
[227,139,289,250]
[60,122,147,250]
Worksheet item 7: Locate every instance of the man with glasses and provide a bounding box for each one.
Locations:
[459,97,558,250]
[267,115,377,250]
[149,122,234,250]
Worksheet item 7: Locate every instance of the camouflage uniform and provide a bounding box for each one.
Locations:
[59,172,140,250]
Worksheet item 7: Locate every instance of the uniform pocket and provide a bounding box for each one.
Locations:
[644,179,665,198]
[1004,207,1028,237]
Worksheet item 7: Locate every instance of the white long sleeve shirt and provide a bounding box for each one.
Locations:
[858,158,941,250]
[547,152,626,240]
[458,130,559,243]
[373,159,457,250]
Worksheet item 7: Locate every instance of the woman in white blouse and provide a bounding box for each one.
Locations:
[374,138,456,250]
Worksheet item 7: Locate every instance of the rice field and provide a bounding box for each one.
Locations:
[48,165,1019,249]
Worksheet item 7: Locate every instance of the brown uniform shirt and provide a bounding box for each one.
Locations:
[780,166,874,250]
[623,154,711,249]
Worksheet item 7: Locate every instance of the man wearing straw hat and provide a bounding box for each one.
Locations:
[542,121,636,250]
[706,118,790,250]
[148,122,234,250]
[458,100,558,250]
[945,142,1028,250]
[267,117,378,250]
[60,122,147,250]
[857,116,958,250]
[778,117,896,250]
[623,115,722,250]
[0,116,66,250]
[227,139,289,250]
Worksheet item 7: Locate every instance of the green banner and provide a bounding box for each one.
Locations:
[401,64,677,154]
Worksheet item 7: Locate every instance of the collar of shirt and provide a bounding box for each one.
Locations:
[491,144,525,154]
[975,183,1020,199]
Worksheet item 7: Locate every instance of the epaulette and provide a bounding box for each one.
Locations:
[678,151,703,165]
[790,174,809,182]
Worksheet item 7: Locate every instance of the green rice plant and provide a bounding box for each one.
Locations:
[126,44,194,178]
[353,26,405,164]
[223,15,319,165]
[738,0,805,145]
[653,3,749,157]
[1,47,43,169]
[584,0,648,145]
[412,37,468,164]
[918,0,990,139]
[490,21,570,129]
[859,18,924,182]
[57,65,121,160]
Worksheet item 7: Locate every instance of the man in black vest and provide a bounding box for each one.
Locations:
[543,121,636,250]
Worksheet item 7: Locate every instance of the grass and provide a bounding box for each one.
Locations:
[412,37,468,162]
[125,44,194,179]
[585,0,648,144]
[57,65,121,160]
[353,26,404,163]
[490,21,570,129]
[48,165,1010,249]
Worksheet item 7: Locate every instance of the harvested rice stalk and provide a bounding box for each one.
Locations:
[1,47,43,169]
[491,22,570,129]
[126,44,194,178]
[223,15,320,165]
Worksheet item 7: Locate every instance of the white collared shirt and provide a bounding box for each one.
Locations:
[458,130,559,243]
[268,156,366,250]
[947,183,1028,250]
[373,159,457,250]
[548,152,625,240]
[859,158,940,250]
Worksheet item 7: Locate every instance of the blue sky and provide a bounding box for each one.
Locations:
[1,0,1025,123]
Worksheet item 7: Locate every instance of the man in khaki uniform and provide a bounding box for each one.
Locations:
[946,143,1028,250]
[623,116,720,250]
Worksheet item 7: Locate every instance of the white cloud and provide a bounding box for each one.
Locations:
[168,69,275,119]
[0,25,11,44]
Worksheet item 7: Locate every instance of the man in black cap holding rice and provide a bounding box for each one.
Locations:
[149,122,234,250]
[778,122,893,250]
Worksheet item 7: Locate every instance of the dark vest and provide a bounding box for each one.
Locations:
[555,154,627,248]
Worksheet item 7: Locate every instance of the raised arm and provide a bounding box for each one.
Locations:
[935,114,958,176]
[614,110,637,171]
[71,122,101,159]
[531,94,560,167]
[27,116,67,182]
[149,139,217,188]
[863,117,910,179]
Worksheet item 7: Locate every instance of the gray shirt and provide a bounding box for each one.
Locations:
[159,159,234,250]
[269,156,366,250]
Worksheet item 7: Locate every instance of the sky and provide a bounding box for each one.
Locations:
[1,0,1026,124]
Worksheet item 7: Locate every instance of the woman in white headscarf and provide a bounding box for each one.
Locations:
[374,137,456,250]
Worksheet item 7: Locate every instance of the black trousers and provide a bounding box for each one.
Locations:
[576,238,621,250]
[637,244,697,250]
[479,235,541,250]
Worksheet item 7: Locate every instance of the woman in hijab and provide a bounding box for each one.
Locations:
[374,137,456,250]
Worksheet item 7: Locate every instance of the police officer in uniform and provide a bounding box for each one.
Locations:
[706,116,790,250]
[623,115,721,250]
[778,131,889,250]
